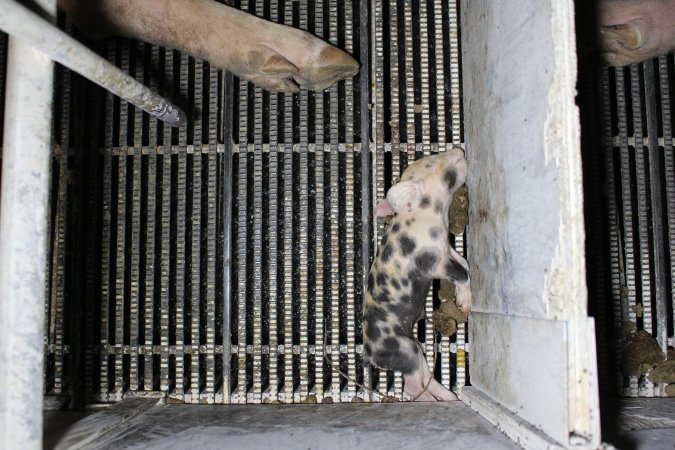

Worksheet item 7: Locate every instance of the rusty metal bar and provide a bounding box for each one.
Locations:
[0,0,186,127]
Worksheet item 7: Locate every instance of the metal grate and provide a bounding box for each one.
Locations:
[581,54,675,398]
[43,0,466,404]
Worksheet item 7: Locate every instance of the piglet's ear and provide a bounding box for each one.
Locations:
[374,199,395,217]
[386,180,422,214]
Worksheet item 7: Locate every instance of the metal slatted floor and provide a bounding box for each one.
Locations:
[32,3,675,407]
[43,0,466,405]
[580,54,675,398]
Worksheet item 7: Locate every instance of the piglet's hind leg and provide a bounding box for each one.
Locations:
[403,350,458,401]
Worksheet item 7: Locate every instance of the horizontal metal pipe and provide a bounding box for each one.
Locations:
[0,0,187,127]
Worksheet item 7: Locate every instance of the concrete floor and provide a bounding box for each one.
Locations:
[46,400,519,450]
[44,397,675,449]
[601,398,675,450]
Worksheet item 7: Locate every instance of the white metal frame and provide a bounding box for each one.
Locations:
[0,1,56,448]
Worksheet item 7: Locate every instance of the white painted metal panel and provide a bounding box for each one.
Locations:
[461,0,600,447]
[0,1,55,448]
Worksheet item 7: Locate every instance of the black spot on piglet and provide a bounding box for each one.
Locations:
[381,244,394,263]
[429,227,441,240]
[383,337,400,352]
[399,234,416,256]
[444,169,457,188]
[445,259,469,283]
[415,251,438,274]
[372,341,418,373]
[419,195,431,208]
[364,305,389,323]
[365,323,382,342]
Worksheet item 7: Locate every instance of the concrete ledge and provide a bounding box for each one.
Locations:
[462,387,564,449]
[53,398,161,450]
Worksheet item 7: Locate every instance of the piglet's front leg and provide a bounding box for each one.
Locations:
[436,247,471,314]
[58,0,359,92]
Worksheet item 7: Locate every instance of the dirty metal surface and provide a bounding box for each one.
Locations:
[43,0,465,405]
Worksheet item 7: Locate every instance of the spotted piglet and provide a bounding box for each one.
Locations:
[362,147,471,401]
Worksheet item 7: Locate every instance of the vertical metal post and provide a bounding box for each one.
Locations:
[0,1,55,448]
